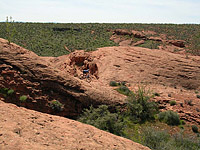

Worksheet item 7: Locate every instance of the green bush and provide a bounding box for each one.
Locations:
[49,100,64,112]
[196,95,200,99]
[142,127,170,150]
[158,111,180,126]
[19,95,27,103]
[78,105,124,136]
[126,86,158,123]
[170,100,176,106]
[180,120,186,125]
[109,81,118,86]
[7,89,14,95]
[116,86,132,96]
[191,125,199,133]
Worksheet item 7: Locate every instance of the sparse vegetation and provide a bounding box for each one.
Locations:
[49,100,64,112]
[0,88,15,97]
[138,40,161,49]
[0,23,199,56]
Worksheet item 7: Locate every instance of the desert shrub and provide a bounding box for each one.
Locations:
[19,95,27,102]
[196,95,200,99]
[0,88,14,97]
[154,92,160,97]
[180,120,186,125]
[158,111,180,126]
[170,100,176,106]
[168,94,172,97]
[119,81,126,86]
[109,81,118,86]
[191,125,199,133]
[126,86,158,123]
[7,89,14,95]
[5,16,16,44]
[195,91,199,94]
[184,100,193,106]
[141,128,200,150]
[142,127,170,150]
[78,105,125,136]
[49,100,64,112]
[173,133,200,150]
[116,86,132,96]
[179,125,184,129]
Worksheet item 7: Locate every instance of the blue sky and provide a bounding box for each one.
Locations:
[0,0,199,23]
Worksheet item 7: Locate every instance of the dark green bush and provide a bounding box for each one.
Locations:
[78,105,124,136]
[126,86,158,123]
[154,92,160,97]
[120,81,126,86]
[191,125,199,133]
[116,86,132,96]
[170,100,176,106]
[49,100,64,112]
[0,88,14,97]
[168,94,172,97]
[109,81,118,86]
[196,95,200,99]
[158,111,180,126]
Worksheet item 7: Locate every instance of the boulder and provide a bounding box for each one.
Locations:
[168,40,185,48]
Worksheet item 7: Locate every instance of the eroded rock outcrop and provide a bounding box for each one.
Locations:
[110,29,186,48]
[0,38,124,118]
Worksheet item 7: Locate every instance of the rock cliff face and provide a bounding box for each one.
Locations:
[0,100,150,150]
